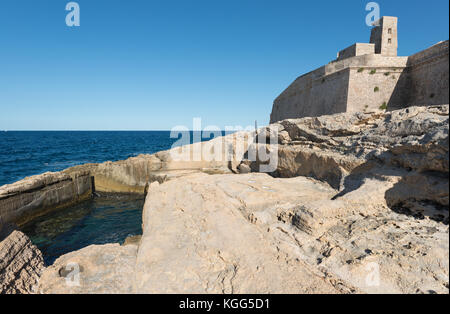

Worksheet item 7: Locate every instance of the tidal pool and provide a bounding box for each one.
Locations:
[21,193,145,266]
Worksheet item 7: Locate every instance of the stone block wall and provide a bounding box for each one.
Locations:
[270,68,350,123]
[406,40,449,107]
[337,43,375,61]
[347,67,408,112]
[270,40,448,122]
[271,54,409,122]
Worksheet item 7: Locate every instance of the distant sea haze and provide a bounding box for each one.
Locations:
[0,131,228,187]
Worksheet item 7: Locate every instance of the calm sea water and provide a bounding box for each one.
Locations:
[21,193,145,266]
[0,131,178,187]
[0,130,229,187]
[1,131,226,265]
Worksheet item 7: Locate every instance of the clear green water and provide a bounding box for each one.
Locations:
[21,193,145,266]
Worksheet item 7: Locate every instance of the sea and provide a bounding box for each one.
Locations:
[0,131,195,187]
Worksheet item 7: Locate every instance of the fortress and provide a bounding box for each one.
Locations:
[270,16,449,123]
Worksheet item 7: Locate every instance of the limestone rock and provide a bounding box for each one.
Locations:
[38,173,350,294]
[89,130,254,193]
[37,243,138,294]
[136,173,448,294]
[0,224,44,294]
[38,172,448,294]
[237,160,252,174]
[14,105,450,294]
[250,105,449,210]
[123,235,141,246]
[0,170,92,226]
[135,173,346,294]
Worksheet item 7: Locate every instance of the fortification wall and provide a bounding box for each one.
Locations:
[347,67,407,112]
[270,68,350,123]
[271,54,408,122]
[271,40,448,122]
[407,40,449,107]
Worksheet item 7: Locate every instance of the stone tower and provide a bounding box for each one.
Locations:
[370,16,398,56]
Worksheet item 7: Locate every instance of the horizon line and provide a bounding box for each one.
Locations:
[0,129,244,132]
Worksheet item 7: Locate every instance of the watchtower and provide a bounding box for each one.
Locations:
[370,16,398,56]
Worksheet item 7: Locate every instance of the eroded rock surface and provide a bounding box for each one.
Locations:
[89,130,254,193]
[0,170,92,226]
[140,172,448,294]
[135,174,349,294]
[250,105,449,220]
[38,172,448,294]
[38,174,352,294]
[0,224,44,294]
[20,106,450,293]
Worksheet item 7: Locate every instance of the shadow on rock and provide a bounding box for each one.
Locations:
[385,173,449,224]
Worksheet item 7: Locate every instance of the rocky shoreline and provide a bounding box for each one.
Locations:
[1,105,448,294]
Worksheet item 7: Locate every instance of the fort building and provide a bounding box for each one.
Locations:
[270,16,449,123]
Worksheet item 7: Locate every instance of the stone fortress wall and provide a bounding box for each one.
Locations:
[405,40,449,108]
[270,17,449,123]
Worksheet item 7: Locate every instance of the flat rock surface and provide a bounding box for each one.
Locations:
[135,173,344,294]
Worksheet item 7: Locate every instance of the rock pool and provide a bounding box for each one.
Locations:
[21,193,145,265]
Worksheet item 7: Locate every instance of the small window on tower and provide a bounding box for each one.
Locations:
[388,28,392,34]
[388,38,392,44]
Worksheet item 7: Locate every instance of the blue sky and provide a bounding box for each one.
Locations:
[0,0,448,130]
